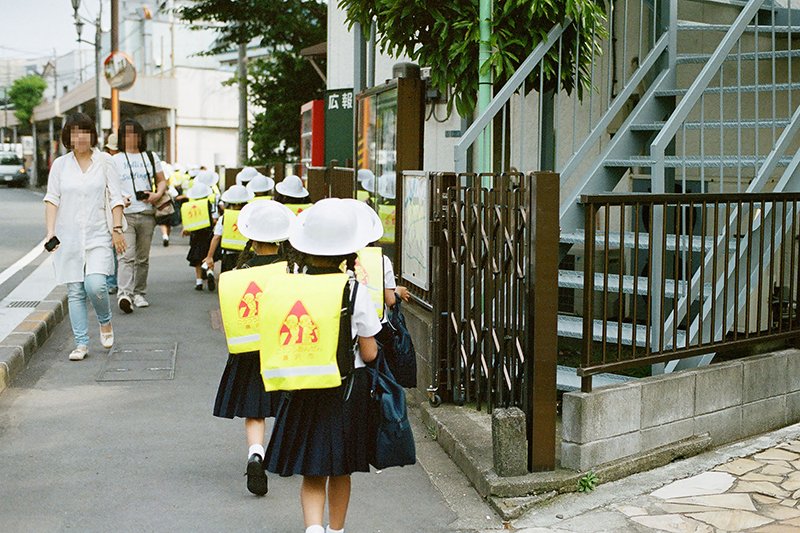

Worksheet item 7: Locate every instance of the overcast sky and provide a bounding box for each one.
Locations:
[0,0,109,61]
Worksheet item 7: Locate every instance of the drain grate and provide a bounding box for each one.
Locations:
[5,300,41,308]
[97,342,177,382]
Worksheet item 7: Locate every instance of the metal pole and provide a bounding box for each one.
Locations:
[237,41,248,166]
[111,0,120,132]
[31,120,38,187]
[478,0,492,176]
[95,7,102,140]
[526,171,559,472]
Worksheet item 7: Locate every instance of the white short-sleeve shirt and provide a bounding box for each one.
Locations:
[113,151,162,214]
[383,255,397,290]
[351,280,382,368]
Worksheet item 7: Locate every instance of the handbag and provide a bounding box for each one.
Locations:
[384,299,418,388]
[126,151,175,223]
[365,352,416,469]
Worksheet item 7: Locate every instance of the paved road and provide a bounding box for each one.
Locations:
[0,186,47,300]
[0,232,502,533]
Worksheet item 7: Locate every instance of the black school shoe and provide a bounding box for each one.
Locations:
[118,295,133,314]
[246,454,268,496]
[206,272,216,292]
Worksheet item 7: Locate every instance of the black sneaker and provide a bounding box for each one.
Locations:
[118,295,133,314]
[245,454,268,496]
[206,272,216,292]
[195,283,203,292]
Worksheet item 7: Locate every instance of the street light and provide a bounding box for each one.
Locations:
[71,0,103,140]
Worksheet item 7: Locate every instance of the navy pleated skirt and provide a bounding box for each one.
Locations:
[186,227,213,267]
[213,352,282,419]
[265,367,373,477]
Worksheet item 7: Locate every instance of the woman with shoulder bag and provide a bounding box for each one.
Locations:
[43,112,127,361]
[112,118,168,313]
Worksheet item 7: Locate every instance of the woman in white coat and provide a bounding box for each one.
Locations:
[44,112,127,361]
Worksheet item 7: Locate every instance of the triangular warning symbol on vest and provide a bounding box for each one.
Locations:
[280,300,319,346]
[238,281,263,319]
[353,257,369,285]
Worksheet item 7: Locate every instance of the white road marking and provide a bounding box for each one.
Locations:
[0,238,46,288]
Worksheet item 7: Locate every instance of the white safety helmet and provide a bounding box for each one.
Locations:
[246,174,275,194]
[237,200,295,243]
[185,182,212,199]
[195,170,219,187]
[188,166,201,178]
[357,168,374,183]
[220,184,254,204]
[360,176,376,193]
[235,167,260,186]
[289,198,374,256]
[378,172,396,199]
[276,174,309,198]
[341,198,383,243]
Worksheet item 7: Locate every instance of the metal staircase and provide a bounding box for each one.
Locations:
[453,0,800,380]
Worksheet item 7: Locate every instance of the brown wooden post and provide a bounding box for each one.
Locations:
[526,171,559,472]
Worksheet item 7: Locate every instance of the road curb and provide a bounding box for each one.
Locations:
[0,285,68,393]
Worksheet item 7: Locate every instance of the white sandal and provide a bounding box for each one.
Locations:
[69,347,88,361]
[100,326,114,349]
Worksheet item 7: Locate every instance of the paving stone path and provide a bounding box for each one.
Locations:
[615,440,800,532]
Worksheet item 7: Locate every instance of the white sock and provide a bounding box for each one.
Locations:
[248,444,264,459]
[326,527,343,533]
[305,526,324,533]
[195,279,203,285]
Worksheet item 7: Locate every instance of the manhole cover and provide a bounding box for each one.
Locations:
[97,342,177,382]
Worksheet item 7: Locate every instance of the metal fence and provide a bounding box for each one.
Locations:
[579,192,800,391]
[431,171,559,471]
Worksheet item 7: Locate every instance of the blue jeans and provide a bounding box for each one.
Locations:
[67,274,113,348]
[107,249,118,291]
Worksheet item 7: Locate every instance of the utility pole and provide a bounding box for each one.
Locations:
[237,40,248,166]
[111,0,120,132]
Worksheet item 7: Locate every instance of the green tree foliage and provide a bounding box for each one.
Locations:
[179,0,326,164]
[248,51,325,164]
[338,0,607,118]
[7,75,47,123]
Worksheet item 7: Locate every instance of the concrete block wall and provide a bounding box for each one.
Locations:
[562,348,800,471]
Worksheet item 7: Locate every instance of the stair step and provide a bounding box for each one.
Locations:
[558,269,712,298]
[604,155,794,168]
[556,365,634,392]
[677,48,800,64]
[630,118,791,131]
[558,315,687,349]
[561,229,736,253]
[655,82,800,97]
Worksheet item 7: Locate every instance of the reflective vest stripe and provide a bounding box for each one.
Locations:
[261,364,339,380]
[228,334,260,346]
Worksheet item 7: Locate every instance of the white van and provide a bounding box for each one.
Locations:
[0,152,26,187]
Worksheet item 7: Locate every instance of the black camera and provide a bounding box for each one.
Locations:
[135,191,149,201]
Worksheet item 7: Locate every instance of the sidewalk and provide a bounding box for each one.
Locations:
[0,234,501,533]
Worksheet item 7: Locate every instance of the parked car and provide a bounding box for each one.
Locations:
[0,152,27,187]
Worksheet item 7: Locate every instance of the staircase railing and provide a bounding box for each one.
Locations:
[454,0,666,178]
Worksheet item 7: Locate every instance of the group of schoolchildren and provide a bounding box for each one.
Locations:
[181,168,410,533]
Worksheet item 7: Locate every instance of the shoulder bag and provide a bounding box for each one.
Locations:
[365,351,416,469]
[126,151,175,223]
[384,299,418,388]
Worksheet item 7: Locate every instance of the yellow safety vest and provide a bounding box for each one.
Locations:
[221,210,247,251]
[378,204,395,244]
[286,203,313,215]
[181,198,212,232]
[354,247,384,319]
[357,190,370,203]
[218,262,288,353]
[259,272,349,392]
